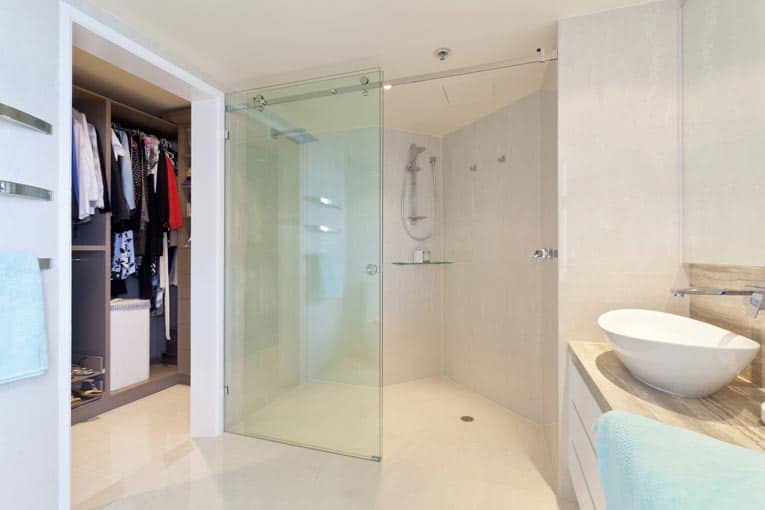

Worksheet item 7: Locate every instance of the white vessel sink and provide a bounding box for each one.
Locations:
[597,309,760,397]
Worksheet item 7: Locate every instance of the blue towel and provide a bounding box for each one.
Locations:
[597,410,765,510]
[0,253,48,384]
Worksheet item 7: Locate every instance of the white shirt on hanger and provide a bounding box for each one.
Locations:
[87,123,104,210]
[73,109,99,219]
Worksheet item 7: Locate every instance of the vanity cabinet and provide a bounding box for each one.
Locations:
[568,358,606,510]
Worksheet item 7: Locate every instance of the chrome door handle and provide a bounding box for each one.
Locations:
[532,248,558,260]
[366,264,379,275]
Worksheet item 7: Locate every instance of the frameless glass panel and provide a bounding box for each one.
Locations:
[224,71,382,460]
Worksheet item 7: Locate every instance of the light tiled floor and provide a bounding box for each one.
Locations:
[233,380,380,458]
[72,378,576,509]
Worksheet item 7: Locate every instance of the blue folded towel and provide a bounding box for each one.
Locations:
[0,253,48,384]
[597,410,765,510]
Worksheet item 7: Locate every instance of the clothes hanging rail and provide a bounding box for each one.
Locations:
[111,122,178,152]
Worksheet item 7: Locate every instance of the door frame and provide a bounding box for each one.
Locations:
[57,3,226,507]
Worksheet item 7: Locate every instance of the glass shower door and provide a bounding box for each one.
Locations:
[224,71,382,460]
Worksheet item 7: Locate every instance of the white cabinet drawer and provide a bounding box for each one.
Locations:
[570,401,606,510]
[570,360,603,452]
[568,357,607,510]
[568,439,595,510]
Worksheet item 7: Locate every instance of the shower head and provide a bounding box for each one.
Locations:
[271,128,317,144]
[408,144,427,166]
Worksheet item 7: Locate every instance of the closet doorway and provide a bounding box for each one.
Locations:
[58,3,224,509]
[60,6,225,506]
[70,48,193,423]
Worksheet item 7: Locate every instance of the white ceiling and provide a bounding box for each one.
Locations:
[88,0,644,90]
[83,0,646,134]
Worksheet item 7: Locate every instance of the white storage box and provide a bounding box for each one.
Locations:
[110,299,150,391]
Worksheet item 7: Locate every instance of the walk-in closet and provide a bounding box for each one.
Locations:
[70,47,192,423]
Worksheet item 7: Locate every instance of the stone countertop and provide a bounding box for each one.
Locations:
[569,341,765,452]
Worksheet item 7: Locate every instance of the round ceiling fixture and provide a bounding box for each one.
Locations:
[434,47,451,62]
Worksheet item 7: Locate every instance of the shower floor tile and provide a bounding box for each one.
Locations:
[72,378,574,509]
[236,380,380,458]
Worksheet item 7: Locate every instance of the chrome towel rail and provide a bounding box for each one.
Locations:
[0,102,52,134]
[0,180,52,200]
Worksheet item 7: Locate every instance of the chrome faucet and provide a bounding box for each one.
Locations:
[671,287,765,318]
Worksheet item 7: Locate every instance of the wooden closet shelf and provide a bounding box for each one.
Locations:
[73,244,106,252]
[71,394,103,410]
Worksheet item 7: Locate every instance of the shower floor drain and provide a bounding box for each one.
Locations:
[460,416,474,422]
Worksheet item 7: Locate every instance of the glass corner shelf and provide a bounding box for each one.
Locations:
[392,261,454,266]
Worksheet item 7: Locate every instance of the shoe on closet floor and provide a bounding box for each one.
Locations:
[77,382,103,398]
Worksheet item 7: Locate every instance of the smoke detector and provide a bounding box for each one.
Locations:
[434,48,451,61]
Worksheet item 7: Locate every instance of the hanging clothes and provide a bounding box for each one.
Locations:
[87,124,104,210]
[159,232,170,340]
[110,142,131,224]
[138,255,155,300]
[72,109,101,219]
[146,147,169,258]
[129,134,146,220]
[94,129,110,212]
[102,123,180,335]
[143,135,160,190]
[117,130,136,211]
[71,120,80,221]
[130,133,150,255]
[165,153,184,231]
[111,231,136,280]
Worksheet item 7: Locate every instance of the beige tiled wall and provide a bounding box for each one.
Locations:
[540,62,559,483]
[683,0,765,267]
[688,264,765,387]
[557,0,685,497]
[383,129,444,385]
[442,92,544,422]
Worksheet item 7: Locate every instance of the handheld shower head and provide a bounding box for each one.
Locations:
[407,144,427,171]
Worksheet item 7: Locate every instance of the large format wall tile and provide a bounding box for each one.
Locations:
[383,129,444,385]
[557,0,684,497]
[442,92,544,422]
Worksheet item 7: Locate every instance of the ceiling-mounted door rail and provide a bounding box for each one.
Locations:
[0,102,52,134]
[0,180,53,200]
[227,49,558,111]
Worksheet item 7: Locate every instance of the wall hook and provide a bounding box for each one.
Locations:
[497,154,506,163]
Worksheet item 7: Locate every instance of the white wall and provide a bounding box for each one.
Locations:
[557,0,685,496]
[442,93,544,422]
[0,1,65,508]
[383,128,444,385]
[189,97,225,437]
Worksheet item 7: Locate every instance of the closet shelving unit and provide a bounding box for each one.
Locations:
[71,85,186,424]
